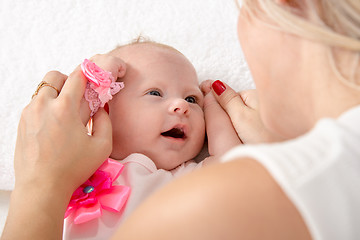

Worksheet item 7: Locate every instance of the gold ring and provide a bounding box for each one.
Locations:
[32,81,60,99]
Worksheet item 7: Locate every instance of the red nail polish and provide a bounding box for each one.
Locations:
[212,80,226,96]
[104,103,109,114]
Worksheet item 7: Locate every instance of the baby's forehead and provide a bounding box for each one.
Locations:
[110,42,201,91]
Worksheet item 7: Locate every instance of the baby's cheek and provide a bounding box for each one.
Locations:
[195,114,206,140]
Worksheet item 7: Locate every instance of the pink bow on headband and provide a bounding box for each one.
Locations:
[64,159,131,224]
[81,59,124,116]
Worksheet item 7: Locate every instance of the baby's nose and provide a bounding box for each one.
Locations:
[169,99,190,115]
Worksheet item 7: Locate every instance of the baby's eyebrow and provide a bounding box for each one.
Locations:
[190,87,204,98]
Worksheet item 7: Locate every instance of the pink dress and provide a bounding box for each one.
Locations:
[63,153,202,240]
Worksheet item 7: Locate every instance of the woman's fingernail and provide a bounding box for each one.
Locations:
[212,80,226,96]
[104,103,109,114]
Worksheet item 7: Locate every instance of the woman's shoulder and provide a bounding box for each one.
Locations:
[218,105,360,240]
[114,156,312,239]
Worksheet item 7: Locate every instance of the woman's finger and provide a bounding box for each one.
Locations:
[239,89,259,110]
[89,108,113,160]
[59,65,88,106]
[32,71,67,100]
[211,80,247,122]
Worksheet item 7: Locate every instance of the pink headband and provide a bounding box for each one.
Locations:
[81,59,124,116]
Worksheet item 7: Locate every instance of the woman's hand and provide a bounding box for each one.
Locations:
[15,69,113,196]
[2,55,125,240]
[200,80,284,144]
[15,53,127,195]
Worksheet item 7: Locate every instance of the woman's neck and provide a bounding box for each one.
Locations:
[282,43,360,138]
[307,50,360,123]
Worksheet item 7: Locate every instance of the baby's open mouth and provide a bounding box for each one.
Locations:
[161,127,186,139]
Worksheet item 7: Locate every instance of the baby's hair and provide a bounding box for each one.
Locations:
[114,36,184,56]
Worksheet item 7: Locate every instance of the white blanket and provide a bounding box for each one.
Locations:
[0,0,253,190]
[0,0,254,234]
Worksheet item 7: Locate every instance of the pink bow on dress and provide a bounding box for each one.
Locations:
[64,159,130,224]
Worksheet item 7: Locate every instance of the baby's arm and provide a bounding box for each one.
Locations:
[201,80,241,157]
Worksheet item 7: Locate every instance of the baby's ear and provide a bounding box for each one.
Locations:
[200,79,214,95]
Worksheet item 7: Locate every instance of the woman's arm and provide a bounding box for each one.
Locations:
[2,181,72,239]
[113,158,312,240]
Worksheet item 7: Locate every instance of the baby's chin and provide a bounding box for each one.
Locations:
[154,161,182,171]
[153,151,202,170]
[110,147,202,170]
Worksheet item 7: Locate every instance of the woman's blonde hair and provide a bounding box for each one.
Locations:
[241,0,360,88]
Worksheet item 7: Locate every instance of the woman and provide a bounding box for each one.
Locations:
[2,0,360,239]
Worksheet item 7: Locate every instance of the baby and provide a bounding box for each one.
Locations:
[64,39,240,239]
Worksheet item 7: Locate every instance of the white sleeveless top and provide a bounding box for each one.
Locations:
[221,105,360,240]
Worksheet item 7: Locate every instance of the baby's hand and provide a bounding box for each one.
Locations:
[201,80,241,157]
[79,54,127,125]
[88,54,127,80]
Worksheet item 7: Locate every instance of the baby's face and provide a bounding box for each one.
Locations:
[108,44,205,170]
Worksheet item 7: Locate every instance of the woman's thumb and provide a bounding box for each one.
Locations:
[211,80,246,120]
[91,108,113,155]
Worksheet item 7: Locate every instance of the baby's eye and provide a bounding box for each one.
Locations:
[147,90,162,97]
[185,96,197,104]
